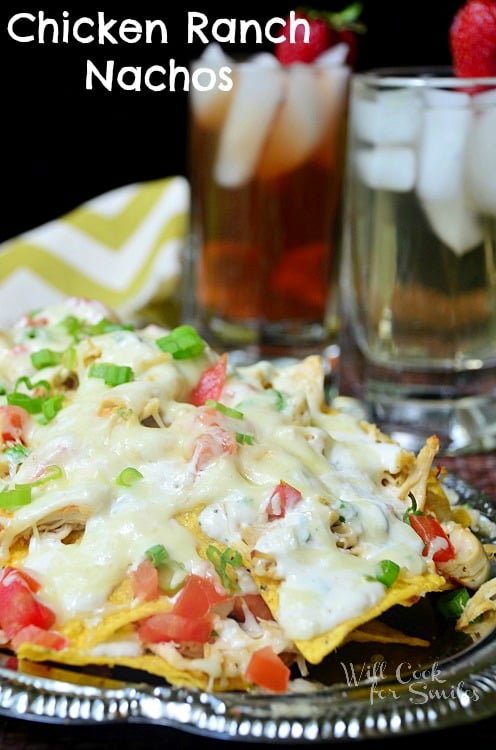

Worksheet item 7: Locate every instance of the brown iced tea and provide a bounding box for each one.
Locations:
[187,56,350,358]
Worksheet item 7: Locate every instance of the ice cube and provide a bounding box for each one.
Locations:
[214,58,284,187]
[352,89,422,145]
[257,64,326,179]
[316,43,349,66]
[190,43,234,129]
[421,195,482,256]
[465,108,496,216]
[416,106,472,202]
[473,87,496,107]
[313,65,351,169]
[421,87,471,108]
[355,146,416,192]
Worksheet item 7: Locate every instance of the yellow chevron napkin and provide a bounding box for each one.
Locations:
[0,176,189,329]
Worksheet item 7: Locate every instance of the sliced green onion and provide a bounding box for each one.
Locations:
[144,543,187,594]
[14,376,51,394]
[157,559,187,595]
[4,444,29,461]
[7,389,64,423]
[62,346,77,370]
[0,484,32,509]
[87,319,134,336]
[60,315,133,341]
[89,363,134,386]
[269,389,286,411]
[31,465,64,486]
[40,394,65,422]
[116,467,144,487]
[206,544,242,594]
[403,492,424,523]
[145,544,170,567]
[436,587,470,620]
[236,432,255,445]
[60,315,83,340]
[7,392,43,414]
[205,400,244,420]
[156,325,205,359]
[30,349,63,370]
[375,559,400,587]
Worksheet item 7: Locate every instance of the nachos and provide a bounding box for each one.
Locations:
[0,299,493,693]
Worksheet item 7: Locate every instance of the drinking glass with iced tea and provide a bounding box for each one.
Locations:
[184,32,352,364]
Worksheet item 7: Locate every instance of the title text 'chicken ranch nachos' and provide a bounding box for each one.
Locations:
[0,298,495,694]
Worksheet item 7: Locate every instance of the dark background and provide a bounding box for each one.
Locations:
[1,0,464,243]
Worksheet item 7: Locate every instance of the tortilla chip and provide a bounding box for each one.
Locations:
[176,506,446,665]
[296,574,447,664]
[17,642,211,690]
[346,620,430,648]
[16,627,247,692]
[58,598,174,651]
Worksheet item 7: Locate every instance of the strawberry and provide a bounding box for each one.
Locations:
[275,3,365,67]
[449,0,496,78]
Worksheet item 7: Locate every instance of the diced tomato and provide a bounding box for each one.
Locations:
[20,314,49,328]
[0,576,56,639]
[10,624,68,651]
[173,574,229,618]
[196,405,224,428]
[131,559,160,602]
[231,594,274,623]
[245,646,290,693]
[0,405,29,444]
[409,514,456,563]
[137,612,213,644]
[0,566,41,593]
[190,427,238,471]
[267,481,303,521]
[189,353,228,407]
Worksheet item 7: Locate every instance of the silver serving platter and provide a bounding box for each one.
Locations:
[1,474,496,743]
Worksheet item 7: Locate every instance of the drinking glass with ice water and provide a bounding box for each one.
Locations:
[340,68,496,454]
[184,44,351,366]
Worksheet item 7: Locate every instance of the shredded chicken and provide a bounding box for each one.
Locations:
[397,436,440,507]
[456,577,496,641]
[438,522,491,589]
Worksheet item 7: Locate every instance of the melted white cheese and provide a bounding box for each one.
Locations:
[0,299,432,649]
